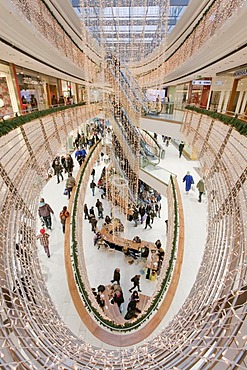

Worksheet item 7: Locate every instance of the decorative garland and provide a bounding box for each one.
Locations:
[0,103,86,137]
[34,0,100,62]
[71,142,179,331]
[185,105,247,136]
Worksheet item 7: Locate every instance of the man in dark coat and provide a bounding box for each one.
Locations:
[84,204,89,219]
[91,217,98,232]
[90,180,97,196]
[179,141,185,158]
[38,198,54,230]
[129,274,141,292]
[144,213,152,229]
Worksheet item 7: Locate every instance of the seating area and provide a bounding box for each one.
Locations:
[99,285,150,325]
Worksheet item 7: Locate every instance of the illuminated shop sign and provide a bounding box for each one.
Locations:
[234,69,247,77]
[192,80,211,86]
[22,77,42,85]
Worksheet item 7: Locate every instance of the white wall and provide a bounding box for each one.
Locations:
[140,116,184,140]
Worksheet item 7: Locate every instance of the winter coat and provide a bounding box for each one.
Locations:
[90,181,96,189]
[183,174,194,192]
[84,204,88,215]
[131,275,140,286]
[91,217,98,228]
[66,176,76,189]
[197,180,205,193]
[38,203,54,218]
[59,210,69,225]
[113,270,120,283]
[113,291,124,306]
[64,157,74,173]
[53,161,63,175]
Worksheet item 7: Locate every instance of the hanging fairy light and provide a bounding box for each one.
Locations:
[0,0,246,369]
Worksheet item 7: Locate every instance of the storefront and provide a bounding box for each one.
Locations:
[77,84,85,103]
[227,68,247,116]
[188,79,212,109]
[44,75,60,107]
[61,80,77,105]
[174,83,189,108]
[208,69,247,115]
[208,76,233,112]
[0,61,19,118]
[16,66,47,111]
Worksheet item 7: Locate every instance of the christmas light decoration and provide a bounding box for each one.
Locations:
[0,0,246,368]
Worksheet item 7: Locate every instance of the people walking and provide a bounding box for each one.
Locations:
[155,202,161,218]
[90,180,97,196]
[183,171,194,194]
[197,178,205,203]
[133,207,139,227]
[59,206,70,233]
[144,213,152,229]
[95,199,104,219]
[111,268,120,285]
[37,228,50,257]
[150,208,155,224]
[84,204,89,219]
[91,168,95,181]
[38,198,54,230]
[139,205,146,224]
[89,206,95,219]
[129,274,141,292]
[64,154,74,174]
[53,158,64,183]
[91,216,98,232]
[179,141,185,158]
[65,173,76,200]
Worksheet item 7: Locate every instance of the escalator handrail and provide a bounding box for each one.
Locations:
[106,54,148,113]
[107,66,140,114]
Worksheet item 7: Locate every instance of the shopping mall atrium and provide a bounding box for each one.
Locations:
[0,0,247,369]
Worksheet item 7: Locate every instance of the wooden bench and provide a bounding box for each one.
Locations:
[103,286,126,325]
[137,293,150,312]
[102,286,150,325]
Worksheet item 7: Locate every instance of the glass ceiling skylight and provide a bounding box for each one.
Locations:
[71,0,190,63]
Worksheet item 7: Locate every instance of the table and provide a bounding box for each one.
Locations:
[100,223,157,254]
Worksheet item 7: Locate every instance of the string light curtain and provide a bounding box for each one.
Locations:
[80,0,170,64]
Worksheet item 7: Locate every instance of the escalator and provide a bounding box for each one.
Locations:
[138,129,164,167]
[106,53,149,115]
[111,100,163,168]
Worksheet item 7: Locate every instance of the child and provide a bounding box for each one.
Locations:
[37,228,50,258]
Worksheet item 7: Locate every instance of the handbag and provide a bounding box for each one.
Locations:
[63,188,68,196]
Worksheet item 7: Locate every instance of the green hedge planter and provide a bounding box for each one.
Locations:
[185,105,247,136]
[71,147,179,332]
[0,103,86,137]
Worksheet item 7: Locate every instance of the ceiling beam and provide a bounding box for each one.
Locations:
[72,0,189,8]
[86,17,177,26]
[93,32,162,38]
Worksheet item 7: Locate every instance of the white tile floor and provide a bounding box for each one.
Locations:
[37,135,207,349]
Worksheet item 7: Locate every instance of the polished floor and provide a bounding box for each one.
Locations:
[37,134,207,349]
